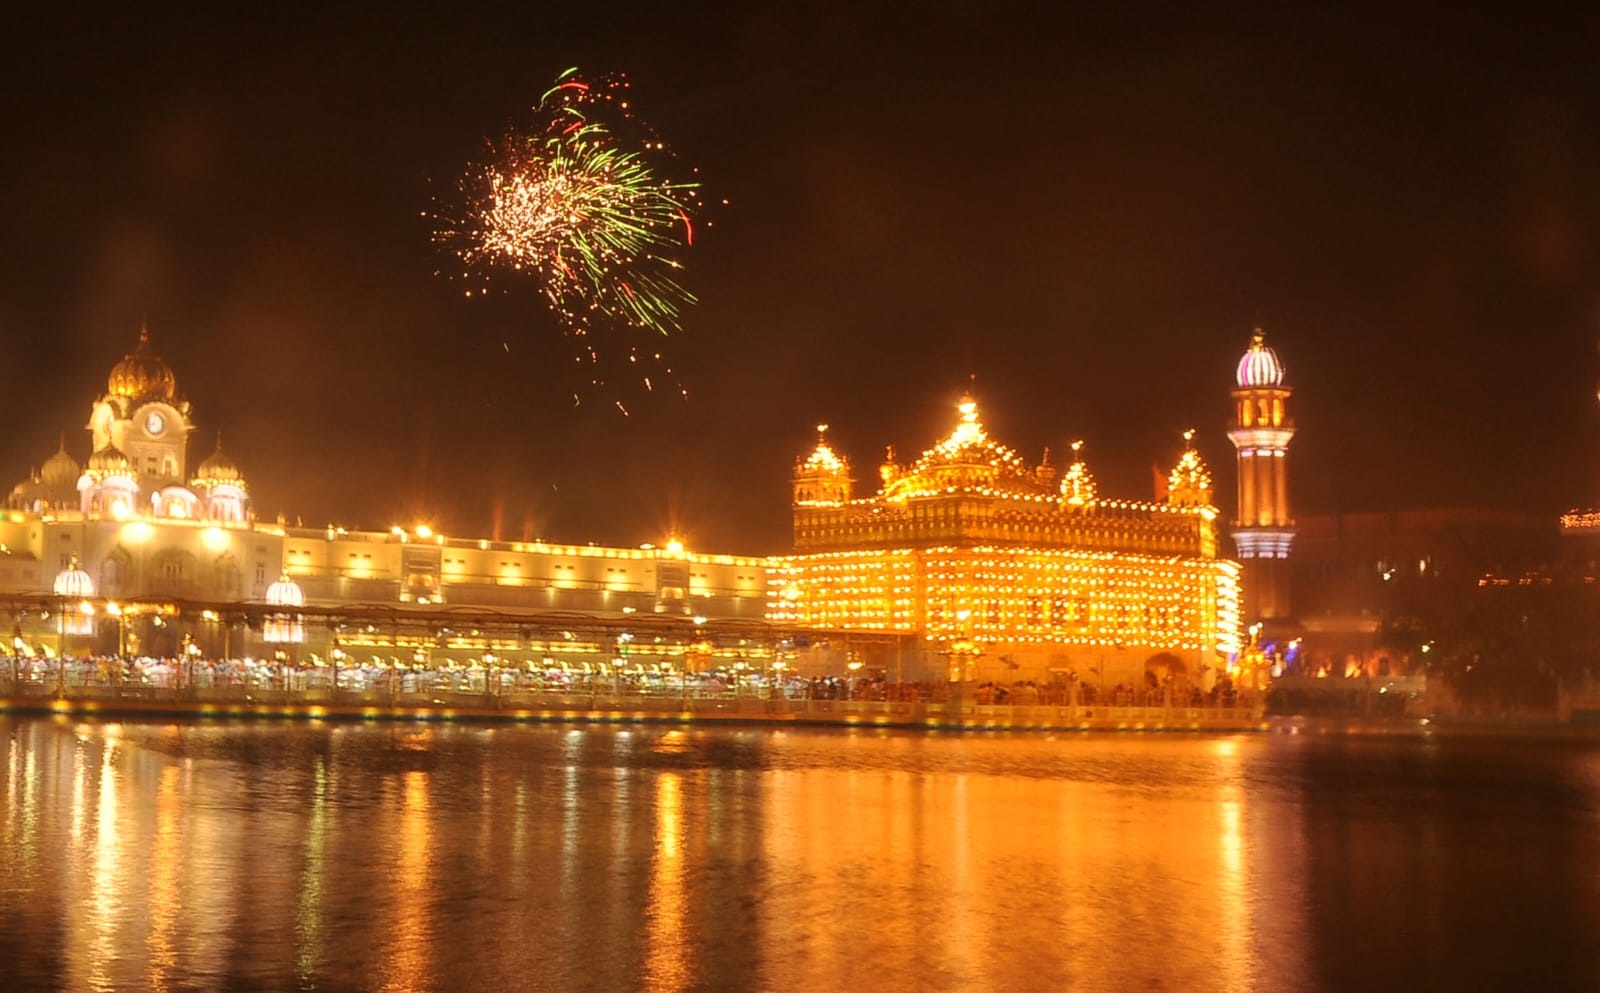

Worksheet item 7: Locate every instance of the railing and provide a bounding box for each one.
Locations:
[0,660,1264,726]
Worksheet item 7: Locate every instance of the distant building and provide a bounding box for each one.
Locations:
[1288,508,1556,676]
[0,328,767,666]
[767,392,1241,687]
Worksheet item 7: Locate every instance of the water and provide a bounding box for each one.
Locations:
[2,718,1598,993]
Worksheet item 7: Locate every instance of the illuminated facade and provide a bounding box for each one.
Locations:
[1227,328,1295,624]
[769,395,1242,686]
[0,328,767,664]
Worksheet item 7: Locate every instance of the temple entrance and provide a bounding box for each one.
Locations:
[1144,652,1188,688]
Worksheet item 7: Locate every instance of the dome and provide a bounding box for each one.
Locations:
[194,435,243,485]
[40,440,80,490]
[1167,430,1213,507]
[53,557,94,597]
[1235,329,1285,388]
[85,443,130,475]
[1059,441,1097,508]
[887,393,1044,500]
[107,324,177,402]
[9,473,45,508]
[265,574,305,608]
[796,425,849,476]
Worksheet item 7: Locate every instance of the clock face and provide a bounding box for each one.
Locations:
[145,411,165,435]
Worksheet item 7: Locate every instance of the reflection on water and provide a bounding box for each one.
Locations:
[1,718,1598,992]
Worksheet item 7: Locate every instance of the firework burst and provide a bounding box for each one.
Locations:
[431,69,707,396]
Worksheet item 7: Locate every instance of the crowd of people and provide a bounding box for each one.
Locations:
[0,654,1257,711]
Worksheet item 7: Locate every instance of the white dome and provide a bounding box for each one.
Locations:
[53,559,95,597]
[265,575,305,608]
[1235,329,1285,388]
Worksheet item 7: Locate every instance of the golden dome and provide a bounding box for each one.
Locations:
[9,472,45,507]
[795,424,849,476]
[1059,440,1097,509]
[86,443,131,476]
[1166,430,1213,507]
[107,324,177,402]
[40,439,80,490]
[194,434,245,487]
[885,393,1045,501]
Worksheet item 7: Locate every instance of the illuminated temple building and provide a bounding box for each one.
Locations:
[2,327,1263,686]
[767,392,1242,687]
[0,328,768,666]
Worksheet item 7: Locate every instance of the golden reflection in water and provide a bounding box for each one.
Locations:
[1213,738,1253,993]
[643,771,688,993]
[88,729,122,992]
[69,724,89,845]
[4,723,42,867]
[380,769,432,993]
[296,755,329,985]
[753,737,1302,991]
[144,764,182,992]
[560,730,583,907]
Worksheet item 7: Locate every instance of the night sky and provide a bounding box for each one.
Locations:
[3,5,1598,554]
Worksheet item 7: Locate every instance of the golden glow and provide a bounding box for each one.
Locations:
[381,769,432,992]
[643,772,689,991]
[770,545,1240,655]
[414,524,433,539]
[1562,510,1600,531]
[122,521,156,544]
[200,526,229,552]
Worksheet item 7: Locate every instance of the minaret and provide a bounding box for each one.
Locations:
[1227,328,1295,623]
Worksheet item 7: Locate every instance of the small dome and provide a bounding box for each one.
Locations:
[86,443,130,474]
[265,574,305,608]
[194,435,243,485]
[885,392,1043,500]
[1167,430,1213,507]
[53,557,95,597]
[10,473,45,507]
[40,441,80,490]
[796,424,849,476]
[1059,441,1097,508]
[1235,328,1285,388]
[107,324,177,402]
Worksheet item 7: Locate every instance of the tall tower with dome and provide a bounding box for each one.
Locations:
[1227,327,1296,624]
[88,323,193,487]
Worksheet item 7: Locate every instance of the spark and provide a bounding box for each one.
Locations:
[431,67,709,404]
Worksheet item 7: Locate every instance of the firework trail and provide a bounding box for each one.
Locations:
[431,68,707,396]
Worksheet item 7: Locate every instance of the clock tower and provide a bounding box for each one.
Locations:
[86,324,193,488]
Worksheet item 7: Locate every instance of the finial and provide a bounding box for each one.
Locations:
[138,316,150,345]
[1071,439,1084,458]
[57,430,66,453]
[1183,428,1196,447]
[816,423,829,439]
[214,430,224,453]
[1040,445,1051,466]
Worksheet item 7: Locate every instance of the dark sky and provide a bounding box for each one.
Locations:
[3,5,1599,554]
